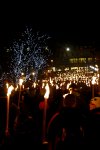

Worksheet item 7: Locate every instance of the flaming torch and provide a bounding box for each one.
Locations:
[42,83,50,144]
[18,78,23,109]
[5,85,14,136]
[91,76,96,98]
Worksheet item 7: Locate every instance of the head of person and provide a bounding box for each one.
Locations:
[69,83,78,94]
[89,97,100,111]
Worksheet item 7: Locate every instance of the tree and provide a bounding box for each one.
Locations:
[0,27,51,86]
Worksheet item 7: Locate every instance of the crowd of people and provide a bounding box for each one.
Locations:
[0,81,100,149]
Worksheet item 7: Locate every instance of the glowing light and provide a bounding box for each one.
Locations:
[66,47,70,51]
[90,65,99,71]
[19,78,23,86]
[44,83,50,99]
[92,76,96,85]
[7,85,14,96]
[6,83,9,89]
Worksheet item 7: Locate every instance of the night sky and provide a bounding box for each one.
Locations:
[0,2,100,50]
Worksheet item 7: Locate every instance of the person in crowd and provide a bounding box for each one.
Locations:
[84,96,100,145]
[47,83,85,149]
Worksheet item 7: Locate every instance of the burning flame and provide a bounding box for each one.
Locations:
[92,76,96,85]
[7,85,14,96]
[44,83,50,99]
[19,79,23,86]
[6,83,9,89]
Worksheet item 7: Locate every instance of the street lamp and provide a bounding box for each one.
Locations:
[66,47,70,51]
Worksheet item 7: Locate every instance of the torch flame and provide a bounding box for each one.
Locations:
[19,79,23,86]
[7,85,14,96]
[92,76,96,85]
[6,83,9,89]
[44,83,50,99]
